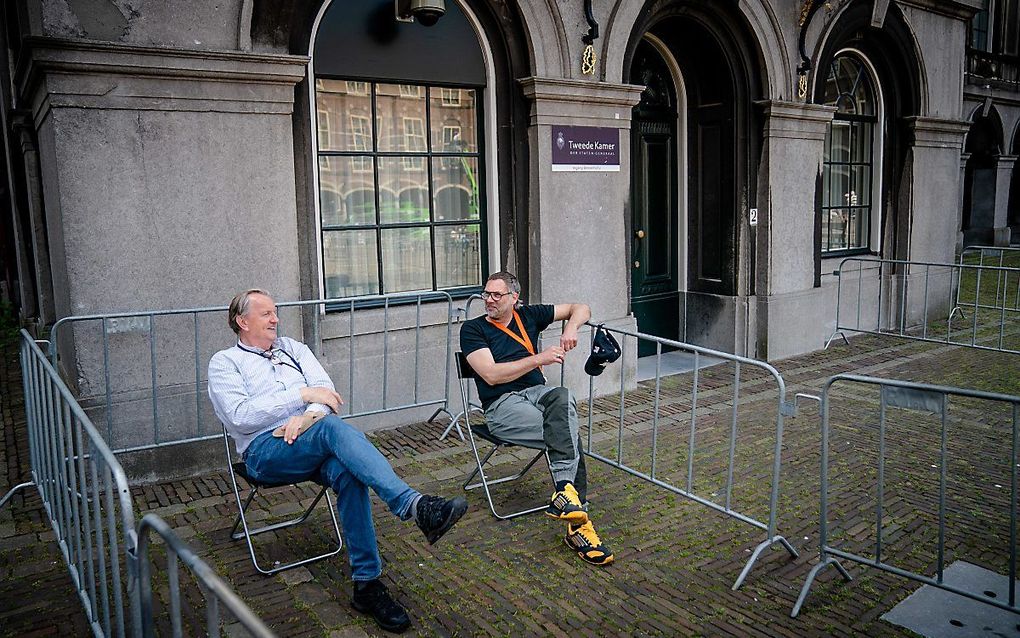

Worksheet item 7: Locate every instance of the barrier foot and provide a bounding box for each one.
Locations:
[731,534,799,590]
[948,306,965,321]
[823,331,850,349]
[790,556,853,618]
[0,481,36,511]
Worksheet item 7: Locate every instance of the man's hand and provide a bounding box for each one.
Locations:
[560,326,579,352]
[537,345,566,366]
[300,386,344,413]
[280,414,311,444]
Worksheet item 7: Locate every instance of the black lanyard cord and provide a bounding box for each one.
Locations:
[236,342,304,376]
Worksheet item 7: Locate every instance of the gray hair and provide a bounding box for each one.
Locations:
[228,288,271,334]
[486,271,521,296]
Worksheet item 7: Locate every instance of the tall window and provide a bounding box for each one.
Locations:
[821,55,878,254]
[316,80,483,297]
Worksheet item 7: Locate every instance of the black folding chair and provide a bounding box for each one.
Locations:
[455,352,554,520]
[221,425,343,575]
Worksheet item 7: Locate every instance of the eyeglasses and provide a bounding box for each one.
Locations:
[481,290,513,301]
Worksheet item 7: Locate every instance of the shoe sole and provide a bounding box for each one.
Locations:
[351,599,412,633]
[563,537,615,566]
[545,509,589,524]
[426,496,468,545]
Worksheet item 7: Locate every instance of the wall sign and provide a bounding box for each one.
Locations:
[551,125,620,172]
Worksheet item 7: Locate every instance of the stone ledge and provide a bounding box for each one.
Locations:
[519,77,644,126]
[16,37,309,124]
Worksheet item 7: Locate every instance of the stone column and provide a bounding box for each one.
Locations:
[519,77,643,392]
[957,151,970,252]
[12,112,54,325]
[757,101,834,294]
[518,77,643,317]
[903,117,971,327]
[993,155,1017,246]
[22,40,309,318]
[904,117,971,264]
[753,101,833,360]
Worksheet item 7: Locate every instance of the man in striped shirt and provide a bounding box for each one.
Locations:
[208,288,467,634]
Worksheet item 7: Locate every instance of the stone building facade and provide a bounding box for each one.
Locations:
[1,1,1015,446]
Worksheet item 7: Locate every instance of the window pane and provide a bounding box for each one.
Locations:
[827,164,849,208]
[846,208,861,249]
[435,224,481,288]
[824,55,875,116]
[851,166,871,207]
[826,209,849,251]
[851,121,872,164]
[316,79,373,152]
[432,157,479,221]
[324,230,378,297]
[430,88,478,152]
[381,227,432,293]
[377,157,429,224]
[319,156,376,226]
[829,121,851,164]
[377,84,427,152]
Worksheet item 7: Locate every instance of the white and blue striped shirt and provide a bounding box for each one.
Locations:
[208,336,335,454]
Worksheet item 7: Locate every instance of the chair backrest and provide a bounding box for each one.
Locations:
[456,351,478,380]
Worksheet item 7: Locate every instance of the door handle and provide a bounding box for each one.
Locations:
[635,229,645,239]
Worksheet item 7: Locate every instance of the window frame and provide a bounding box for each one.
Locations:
[820,50,884,259]
[314,78,487,305]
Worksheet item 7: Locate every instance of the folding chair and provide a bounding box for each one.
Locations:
[221,425,343,575]
[455,352,554,520]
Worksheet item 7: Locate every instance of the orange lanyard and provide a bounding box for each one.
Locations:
[487,311,536,357]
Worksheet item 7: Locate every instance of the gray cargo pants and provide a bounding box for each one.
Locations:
[483,384,588,500]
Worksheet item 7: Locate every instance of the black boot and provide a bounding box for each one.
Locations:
[414,494,468,544]
[351,579,411,633]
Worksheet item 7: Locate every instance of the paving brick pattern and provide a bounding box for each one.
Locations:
[2,328,1019,637]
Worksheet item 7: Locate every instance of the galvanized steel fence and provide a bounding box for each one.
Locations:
[136,513,275,638]
[792,373,1020,618]
[827,256,1020,354]
[954,245,1020,317]
[1,330,276,637]
[579,323,799,590]
[47,292,456,453]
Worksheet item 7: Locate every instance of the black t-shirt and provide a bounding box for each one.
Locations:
[460,304,555,409]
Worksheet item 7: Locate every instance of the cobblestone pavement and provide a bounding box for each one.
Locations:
[2,329,1019,637]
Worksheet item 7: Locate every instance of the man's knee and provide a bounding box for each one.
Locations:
[538,386,574,411]
[319,415,367,441]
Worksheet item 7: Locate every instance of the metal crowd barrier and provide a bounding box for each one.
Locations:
[580,323,799,590]
[1,330,276,637]
[4,329,141,636]
[955,245,1020,317]
[826,256,1020,354]
[47,291,456,453]
[136,514,275,638]
[792,373,1020,618]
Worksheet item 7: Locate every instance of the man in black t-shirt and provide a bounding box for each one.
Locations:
[460,271,614,566]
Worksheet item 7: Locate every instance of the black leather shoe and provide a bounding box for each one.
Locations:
[415,494,468,545]
[351,579,411,633]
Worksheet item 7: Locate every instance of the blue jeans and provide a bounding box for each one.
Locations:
[244,415,420,581]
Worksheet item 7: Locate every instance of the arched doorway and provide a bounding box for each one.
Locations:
[625,5,761,352]
[628,37,682,355]
[962,111,1003,246]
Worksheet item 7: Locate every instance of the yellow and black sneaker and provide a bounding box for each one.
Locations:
[545,482,588,524]
[565,520,614,566]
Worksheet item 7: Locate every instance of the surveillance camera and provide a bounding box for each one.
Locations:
[396,0,445,26]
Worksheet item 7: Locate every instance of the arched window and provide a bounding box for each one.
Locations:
[312,1,487,298]
[821,54,880,254]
